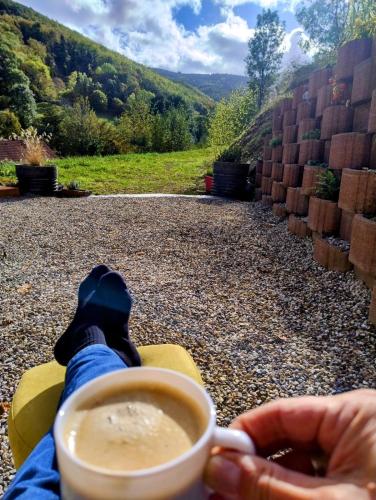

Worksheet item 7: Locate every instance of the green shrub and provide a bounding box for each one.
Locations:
[67,180,80,190]
[315,169,340,201]
[307,160,328,168]
[302,129,321,140]
[0,110,21,137]
[269,137,282,148]
[216,145,243,162]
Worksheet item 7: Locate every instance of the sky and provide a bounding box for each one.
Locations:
[17,0,309,76]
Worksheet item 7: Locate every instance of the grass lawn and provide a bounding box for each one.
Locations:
[0,148,214,195]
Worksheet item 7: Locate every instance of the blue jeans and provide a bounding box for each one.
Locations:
[5,345,128,499]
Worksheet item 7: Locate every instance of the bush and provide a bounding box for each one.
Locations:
[11,127,51,166]
[0,110,21,137]
[216,145,243,162]
[90,89,108,112]
[302,129,321,140]
[315,169,340,201]
[269,137,282,148]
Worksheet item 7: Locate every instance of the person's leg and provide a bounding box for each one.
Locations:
[4,344,127,500]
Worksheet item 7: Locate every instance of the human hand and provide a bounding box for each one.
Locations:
[205,389,376,499]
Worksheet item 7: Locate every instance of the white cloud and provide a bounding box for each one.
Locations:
[17,0,305,76]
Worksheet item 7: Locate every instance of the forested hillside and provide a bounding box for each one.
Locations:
[153,69,248,101]
[0,0,214,155]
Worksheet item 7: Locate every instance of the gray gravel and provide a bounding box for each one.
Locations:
[1,197,376,493]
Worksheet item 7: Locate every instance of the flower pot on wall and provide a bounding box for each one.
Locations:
[339,210,355,242]
[301,165,326,196]
[283,125,298,145]
[288,214,312,238]
[353,102,371,133]
[308,197,341,235]
[297,119,317,143]
[261,176,273,195]
[297,100,315,122]
[298,140,324,166]
[292,84,308,109]
[320,105,353,140]
[368,89,376,133]
[338,169,376,214]
[261,194,273,206]
[282,143,299,164]
[263,145,272,161]
[272,114,283,133]
[16,165,58,196]
[286,187,309,216]
[313,237,352,272]
[329,133,371,170]
[271,163,284,182]
[262,160,273,177]
[212,162,249,199]
[349,214,376,276]
[316,84,332,118]
[271,181,286,203]
[271,145,283,162]
[283,109,297,128]
[272,203,287,218]
[308,67,332,99]
[351,58,376,105]
[280,98,293,114]
[283,164,302,188]
[336,38,372,81]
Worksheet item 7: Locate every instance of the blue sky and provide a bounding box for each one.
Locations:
[17,0,308,75]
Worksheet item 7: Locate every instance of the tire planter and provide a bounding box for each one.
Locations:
[272,203,287,218]
[212,162,249,199]
[271,181,286,203]
[56,189,92,198]
[262,160,273,177]
[16,165,58,196]
[329,133,371,170]
[271,145,283,162]
[261,176,273,195]
[297,100,315,122]
[352,58,376,105]
[349,214,376,276]
[316,85,332,118]
[353,102,371,133]
[288,214,312,238]
[271,163,284,182]
[298,140,324,166]
[336,38,372,81]
[282,143,299,165]
[204,175,213,194]
[283,109,297,128]
[339,210,355,242]
[297,119,317,143]
[368,89,376,133]
[292,84,308,109]
[283,125,298,145]
[313,237,352,272]
[308,67,332,99]
[261,194,273,207]
[286,187,309,216]
[320,105,353,140]
[301,165,326,196]
[308,197,341,235]
[282,164,303,189]
[338,169,376,214]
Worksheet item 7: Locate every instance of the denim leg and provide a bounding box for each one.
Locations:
[4,345,127,499]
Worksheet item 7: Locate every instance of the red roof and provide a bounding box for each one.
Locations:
[0,140,55,163]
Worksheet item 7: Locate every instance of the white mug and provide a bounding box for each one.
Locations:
[54,367,255,500]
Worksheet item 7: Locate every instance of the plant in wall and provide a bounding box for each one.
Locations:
[329,76,348,105]
[269,137,282,148]
[307,160,328,168]
[315,169,340,202]
[302,129,321,140]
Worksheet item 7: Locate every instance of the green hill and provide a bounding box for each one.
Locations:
[0,0,214,121]
[153,68,248,101]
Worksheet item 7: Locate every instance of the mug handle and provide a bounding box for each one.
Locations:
[213,427,256,455]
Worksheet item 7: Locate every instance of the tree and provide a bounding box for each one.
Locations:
[117,91,154,152]
[296,0,350,54]
[0,110,21,138]
[246,9,285,108]
[90,89,108,113]
[9,83,36,127]
[347,0,376,39]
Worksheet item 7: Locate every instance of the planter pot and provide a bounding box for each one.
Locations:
[320,105,353,140]
[329,133,371,170]
[286,187,309,215]
[57,189,92,198]
[16,164,58,196]
[271,145,283,162]
[272,203,287,218]
[261,194,273,207]
[308,67,332,99]
[255,173,262,188]
[340,210,355,242]
[308,197,341,235]
[256,159,263,174]
[255,188,262,201]
[204,175,213,194]
[288,214,312,238]
[283,109,297,128]
[353,102,371,133]
[316,84,332,118]
[324,141,331,163]
[292,84,308,110]
[313,237,352,272]
[349,214,376,276]
[271,181,286,203]
[352,58,376,105]
[282,143,299,165]
[283,125,298,145]
[271,163,284,182]
[298,140,324,166]
[272,114,283,133]
[283,164,302,188]
[279,98,293,114]
[212,161,250,199]
[368,89,376,133]
[338,169,376,214]
[263,145,272,161]
[301,165,326,196]
[261,176,273,195]
[297,119,317,143]
[0,186,20,198]
[297,100,315,122]
[336,38,372,81]
[262,160,273,177]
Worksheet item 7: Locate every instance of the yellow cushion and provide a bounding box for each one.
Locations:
[8,344,203,468]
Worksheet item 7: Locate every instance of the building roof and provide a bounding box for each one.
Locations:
[0,140,55,163]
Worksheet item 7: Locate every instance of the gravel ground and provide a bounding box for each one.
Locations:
[1,196,376,493]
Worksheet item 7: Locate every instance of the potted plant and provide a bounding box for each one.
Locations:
[13,128,58,196]
[308,169,341,234]
[57,180,92,198]
[212,145,250,199]
[301,160,328,196]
